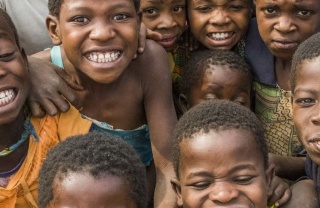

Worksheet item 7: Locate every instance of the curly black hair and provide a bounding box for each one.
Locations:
[181,49,252,97]
[172,100,268,178]
[0,8,21,49]
[48,0,140,18]
[291,32,320,91]
[38,132,147,208]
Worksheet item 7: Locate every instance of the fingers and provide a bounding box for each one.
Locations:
[28,101,46,118]
[146,28,162,42]
[274,188,291,207]
[138,22,147,54]
[268,176,291,206]
[28,98,60,117]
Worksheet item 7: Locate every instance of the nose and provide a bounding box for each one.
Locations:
[311,104,320,125]
[209,8,231,26]
[157,13,177,29]
[274,15,296,33]
[208,181,240,203]
[89,20,116,42]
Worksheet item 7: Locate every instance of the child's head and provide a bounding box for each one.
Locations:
[291,32,320,166]
[0,8,29,124]
[140,0,186,51]
[171,100,273,207]
[255,0,320,60]
[47,0,141,84]
[180,49,252,110]
[187,0,252,50]
[38,132,147,208]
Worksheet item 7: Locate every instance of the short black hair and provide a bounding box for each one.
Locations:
[0,8,21,48]
[172,100,268,178]
[181,49,252,97]
[38,132,147,208]
[48,0,140,18]
[291,32,320,91]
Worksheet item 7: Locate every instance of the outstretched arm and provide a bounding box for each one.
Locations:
[142,40,177,208]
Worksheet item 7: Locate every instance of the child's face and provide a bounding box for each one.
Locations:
[49,0,140,84]
[49,172,137,208]
[171,129,273,208]
[187,0,251,50]
[141,0,187,51]
[0,17,29,125]
[293,56,320,165]
[255,0,320,60]
[187,66,251,109]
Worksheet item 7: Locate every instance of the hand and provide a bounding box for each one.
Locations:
[138,22,162,54]
[268,176,291,207]
[27,56,84,117]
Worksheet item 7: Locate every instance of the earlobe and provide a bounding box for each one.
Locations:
[171,177,183,207]
[179,94,190,113]
[46,15,62,45]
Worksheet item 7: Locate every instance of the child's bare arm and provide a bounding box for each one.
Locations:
[142,40,177,208]
[280,179,318,208]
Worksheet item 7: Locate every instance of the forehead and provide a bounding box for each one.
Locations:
[295,57,320,84]
[0,17,15,41]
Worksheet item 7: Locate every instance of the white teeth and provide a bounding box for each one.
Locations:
[211,33,231,40]
[0,89,15,106]
[87,52,121,63]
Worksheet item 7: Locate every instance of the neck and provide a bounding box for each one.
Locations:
[0,110,25,148]
[275,58,292,91]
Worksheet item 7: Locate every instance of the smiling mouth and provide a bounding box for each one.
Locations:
[209,32,234,40]
[85,51,121,63]
[0,89,16,107]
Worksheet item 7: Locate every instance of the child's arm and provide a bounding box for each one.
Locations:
[141,40,178,208]
[269,153,306,181]
[280,179,319,208]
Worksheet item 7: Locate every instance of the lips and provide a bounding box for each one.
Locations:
[0,89,16,107]
[85,51,121,63]
[272,39,298,50]
[308,136,320,153]
[157,36,178,48]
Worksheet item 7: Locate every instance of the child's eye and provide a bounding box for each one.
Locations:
[263,7,277,15]
[190,182,211,190]
[113,14,128,21]
[0,52,14,61]
[173,5,185,13]
[195,6,212,13]
[73,16,89,23]
[297,10,312,17]
[143,8,158,16]
[229,4,245,11]
[233,176,255,185]
[295,98,316,107]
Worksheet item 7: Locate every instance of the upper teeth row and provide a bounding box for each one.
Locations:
[88,52,120,63]
[211,33,230,39]
[0,89,14,99]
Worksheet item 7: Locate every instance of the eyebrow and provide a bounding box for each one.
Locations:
[0,31,11,40]
[294,88,318,96]
[186,164,257,179]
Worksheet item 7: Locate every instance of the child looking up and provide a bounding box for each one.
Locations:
[171,100,290,207]
[245,0,320,180]
[187,0,253,56]
[0,8,61,207]
[38,132,147,208]
[292,32,320,203]
[45,0,177,207]
[179,49,252,112]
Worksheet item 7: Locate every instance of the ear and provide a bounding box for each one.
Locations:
[171,177,183,207]
[179,94,190,113]
[265,164,276,195]
[46,15,62,45]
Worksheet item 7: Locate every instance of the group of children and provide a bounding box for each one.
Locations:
[1,0,320,207]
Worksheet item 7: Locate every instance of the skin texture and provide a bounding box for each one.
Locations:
[141,0,187,51]
[293,57,320,166]
[45,0,177,207]
[171,129,274,208]
[48,172,137,208]
[187,0,251,50]
[255,0,320,61]
[0,16,30,173]
[183,65,251,109]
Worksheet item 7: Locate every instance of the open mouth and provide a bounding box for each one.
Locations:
[158,36,177,48]
[209,32,234,40]
[85,51,121,63]
[0,89,16,107]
